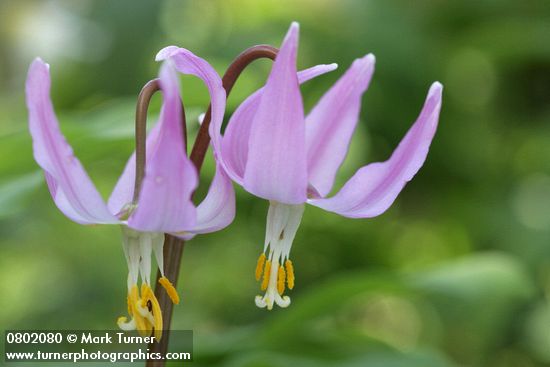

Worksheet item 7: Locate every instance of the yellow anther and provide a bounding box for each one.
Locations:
[129,285,140,308]
[120,285,151,336]
[159,277,180,305]
[141,283,148,297]
[277,265,286,295]
[255,253,266,281]
[261,260,271,291]
[142,284,163,341]
[133,286,152,336]
[126,294,132,317]
[136,302,154,337]
[285,259,295,290]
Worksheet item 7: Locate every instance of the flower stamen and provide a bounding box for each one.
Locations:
[159,276,180,305]
[117,284,152,336]
[255,253,267,281]
[277,265,286,295]
[117,229,168,340]
[285,259,295,290]
[261,259,272,291]
[254,202,304,310]
[141,284,163,341]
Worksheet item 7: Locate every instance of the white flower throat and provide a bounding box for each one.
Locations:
[116,227,180,340]
[255,202,305,310]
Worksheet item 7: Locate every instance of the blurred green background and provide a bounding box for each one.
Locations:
[1,0,550,366]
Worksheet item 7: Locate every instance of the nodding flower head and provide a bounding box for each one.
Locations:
[25,51,235,335]
[206,22,443,309]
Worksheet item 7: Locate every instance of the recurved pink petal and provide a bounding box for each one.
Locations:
[110,48,212,215]
[25,58,119,225]
[243,22,308,204]
[309,82,443,218]
[127,62,198,232]
[306,54,375,197]
[222,63,338,184]
[156,46,226,168]
[184,163,235,235]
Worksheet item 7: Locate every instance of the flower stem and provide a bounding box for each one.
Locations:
[145,44,278,367]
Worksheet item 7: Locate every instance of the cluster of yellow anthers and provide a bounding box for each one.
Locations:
[255,253,295,296]
[117,277,179,341]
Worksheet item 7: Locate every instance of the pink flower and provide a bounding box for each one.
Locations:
[25,55,234,335]
[210,22,443,310]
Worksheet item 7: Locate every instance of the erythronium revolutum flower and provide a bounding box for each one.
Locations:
[156,42,338,309]
[207,22,443,310]
[25,55,235,338]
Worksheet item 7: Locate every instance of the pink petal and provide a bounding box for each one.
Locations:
[221,63,338,184]
[309,82,443,218]
[127,62,198,232]
[113,46,225,215]
[243,22,308,204]
[184,163,235,234]
[25,58,119,225]
[306,54,375,197]
[156,45,226,168]
[107,123,161,216]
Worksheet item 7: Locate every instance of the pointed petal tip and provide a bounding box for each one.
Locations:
[284,22,300,43]
[431,81,443,91]
[31,57,48,67]
[429,81,443,99]
[155,46,180,61]
[27,58,51,96]
[29,58,49,74]
[301,63,338,77]
[355,53,376,68]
